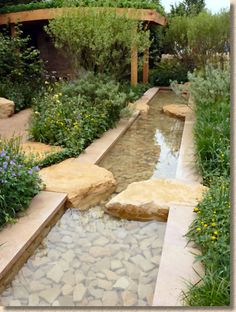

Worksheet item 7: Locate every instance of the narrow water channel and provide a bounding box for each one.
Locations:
[0,90,184,307]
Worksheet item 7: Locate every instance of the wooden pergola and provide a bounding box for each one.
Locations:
[0,7,167,85]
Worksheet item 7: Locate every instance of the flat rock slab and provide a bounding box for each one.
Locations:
[105,178,208,221]
[162,104,191,120]
[21,142,63,161]
[39,158,116,209]
[0,97,15,118]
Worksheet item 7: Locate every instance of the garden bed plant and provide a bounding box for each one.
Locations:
[0,137,42,228]
[29,72,149,167]
[182,64,230,306]
[0,0,165,14]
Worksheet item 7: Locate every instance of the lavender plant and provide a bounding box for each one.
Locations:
[0,138,41,227]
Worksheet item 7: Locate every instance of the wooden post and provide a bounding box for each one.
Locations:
[10,23,16,37]
[143,48,149,84]
[131,44,138,86]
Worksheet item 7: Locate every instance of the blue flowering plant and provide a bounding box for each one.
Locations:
[0,137,42,228]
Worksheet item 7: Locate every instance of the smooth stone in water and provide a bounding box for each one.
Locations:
[46,264,64,283]
[102,291,119,306]
[39,286,61,304]
[28,294,39,306]
[97,279,112,290]
[73,284,86,302]
[122,290,138,306]
[113,277,130,290]
[111,260,123,270]
[130,255,155,272]
[62,284,73,296]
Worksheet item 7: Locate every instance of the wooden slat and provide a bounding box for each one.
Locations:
[143,48,149,84]
[0,7,167,25]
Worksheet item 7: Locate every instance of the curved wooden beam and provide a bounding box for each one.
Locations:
[0,7,167,26]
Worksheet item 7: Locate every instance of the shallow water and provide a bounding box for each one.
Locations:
[0,91,184,307]
[99,91,184,192]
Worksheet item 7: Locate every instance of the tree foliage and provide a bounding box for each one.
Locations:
[164,10,230,69]
[170,0,205,17]
[46,8,151,79]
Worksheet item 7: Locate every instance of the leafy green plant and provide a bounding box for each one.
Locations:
[0,137,42,228]
[182,63,230,306]
[29,73,129,151]
[0,28,44,111]
[149,58,190,86]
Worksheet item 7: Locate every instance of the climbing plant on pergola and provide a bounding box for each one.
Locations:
[0,7,166,85]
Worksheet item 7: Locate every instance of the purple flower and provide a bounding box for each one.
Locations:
[12,173,16,177]
[3,162,8,169]
[33,166,40,172]
[0,150,5,157]
[10,160,15,166]
[28,169,33,175]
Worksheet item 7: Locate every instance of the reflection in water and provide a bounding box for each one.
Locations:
[100,91,184,191]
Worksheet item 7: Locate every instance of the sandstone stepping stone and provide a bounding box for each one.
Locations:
[13,286,28,299]
[105,178,208,222]
[113,277,130,290]
[0,97,14,118]
[73,284,86,302]
[39,159,116,209]
[162,104,191,120]
[39,286,61,304]
[122,290,138,306]
[102,291,119,305]
[138,284,153,303]
[21,142,63,161]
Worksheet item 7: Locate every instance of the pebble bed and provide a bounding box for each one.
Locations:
[0,206,166,306]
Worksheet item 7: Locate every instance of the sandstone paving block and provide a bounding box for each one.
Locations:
[39,158,116,209]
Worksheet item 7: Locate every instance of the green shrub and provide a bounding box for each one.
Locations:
[149,58,190,86]
[29,73,128,151]
[0,29,44,111]
[0,137,41,227]
[184,64,230,306]
[186,177,230,306]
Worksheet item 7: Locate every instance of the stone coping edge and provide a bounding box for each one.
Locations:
[152,106,204,306]
[0,191,67,288]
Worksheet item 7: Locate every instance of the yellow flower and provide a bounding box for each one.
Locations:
[194,207,199,212]
[196,227,201,231]
[211,222,216,227]
[211,235,217,240]
[204,224,208,227]
[214,231,218,235]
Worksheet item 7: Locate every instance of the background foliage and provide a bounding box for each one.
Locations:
[0,28,44,111]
